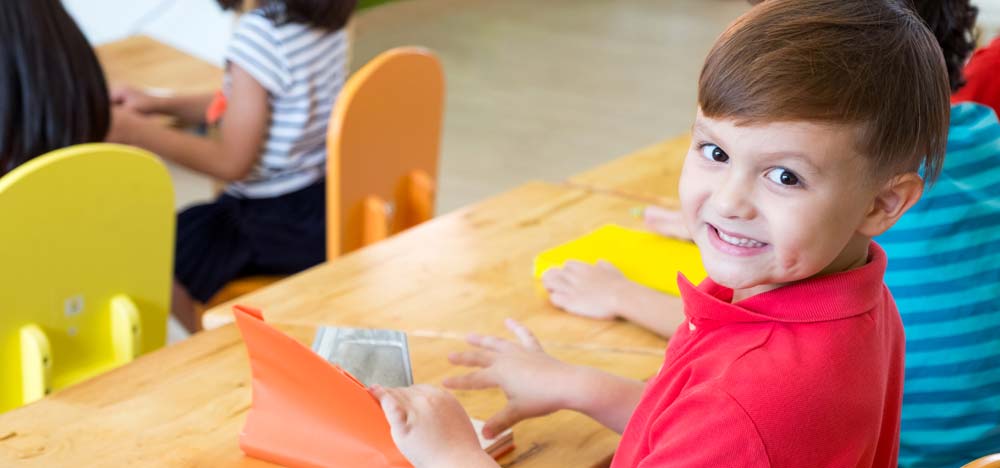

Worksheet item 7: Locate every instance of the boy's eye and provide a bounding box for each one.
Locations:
[765,167,801,186]
[700,144,729,163]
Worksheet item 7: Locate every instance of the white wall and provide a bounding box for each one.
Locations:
[66,0,1000,63]
[64,0,234,66]
[979,0,1000,39]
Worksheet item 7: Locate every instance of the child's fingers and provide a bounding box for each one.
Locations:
[549,291,573,310]
[643,206,691,240]
[550,293,591,317]
[374,386,408,429]
[596,260,619,272]
[541,268,570,291]
[406,384,439,411]
[505,318,543,351]
[442,370,498,390]
[482,404,523,439]
[467,333,518,352]
[109,85,127,102]
[449,350,494,368]
[643,205,681,222]
[563,260,591,274]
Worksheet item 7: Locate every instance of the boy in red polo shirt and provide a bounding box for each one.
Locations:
[370,0,951,466]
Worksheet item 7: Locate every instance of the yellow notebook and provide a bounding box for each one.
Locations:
[533,224,707,297]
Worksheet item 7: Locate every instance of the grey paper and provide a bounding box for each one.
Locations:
[312,326,414,388]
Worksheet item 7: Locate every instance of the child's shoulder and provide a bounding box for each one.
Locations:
[232,9,283,46]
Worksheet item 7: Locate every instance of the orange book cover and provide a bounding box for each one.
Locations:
[233,305,413,468]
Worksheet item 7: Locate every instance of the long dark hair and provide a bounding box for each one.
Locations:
[0,0,110,177]
[216,0,357,30]
[909,0,979,92]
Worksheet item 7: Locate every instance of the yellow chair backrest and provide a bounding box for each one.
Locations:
[0,143,174,412]
[326,47,444,259]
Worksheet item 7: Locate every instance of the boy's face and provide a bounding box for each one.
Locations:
[680,111,878,291]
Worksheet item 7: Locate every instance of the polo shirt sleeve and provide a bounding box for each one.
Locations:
[953,37,1000,118]
[225,13,293,95]
[639,386,770,467]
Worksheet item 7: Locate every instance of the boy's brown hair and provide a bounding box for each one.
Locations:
[701,0,950,182]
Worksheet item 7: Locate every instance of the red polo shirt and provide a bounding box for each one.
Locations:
[611,243,904,468]
[953,37,1000,117]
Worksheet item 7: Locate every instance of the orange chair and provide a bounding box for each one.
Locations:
[965,454,1000,468]
[201,47,444,317]
[326,46,444,258]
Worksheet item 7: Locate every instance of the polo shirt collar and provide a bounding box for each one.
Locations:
[678,242,887,324]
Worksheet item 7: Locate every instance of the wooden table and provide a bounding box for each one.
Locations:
[95,35,223,94]
[201,181,682,353]
[566,134,691,206]
[0,323,663,467]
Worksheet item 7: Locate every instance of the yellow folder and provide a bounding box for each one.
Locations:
[533,224,706,297]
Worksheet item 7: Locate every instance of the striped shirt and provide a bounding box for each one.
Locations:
[877,102,1000,468]
[223,8,348,198]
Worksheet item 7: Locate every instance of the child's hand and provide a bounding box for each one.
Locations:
[372,384,496,468]
[542,260,628,320]
[110,85,161,115]
[643,205,691,240]
[106,106,157,146]
[443,319,581,439]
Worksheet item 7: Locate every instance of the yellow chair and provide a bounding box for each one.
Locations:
[205,47,444,314]
[965,454,1000,468]
[0,143,174,412]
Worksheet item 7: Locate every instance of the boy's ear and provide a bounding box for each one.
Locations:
[857,172,924,237]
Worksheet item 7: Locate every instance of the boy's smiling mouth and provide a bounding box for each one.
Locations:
[706,224,770,256]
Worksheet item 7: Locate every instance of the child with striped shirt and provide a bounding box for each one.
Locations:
[108,0,356,332]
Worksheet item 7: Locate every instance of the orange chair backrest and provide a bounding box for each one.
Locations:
[965,454,1000,468]
[327,47,444,259]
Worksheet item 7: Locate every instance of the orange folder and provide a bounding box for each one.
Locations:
[233,305,412,468]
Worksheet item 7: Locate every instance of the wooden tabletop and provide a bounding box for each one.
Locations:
[0,322,663,467]
[567,134,691,206]
[95,35,223,94]
[201,181,681,353]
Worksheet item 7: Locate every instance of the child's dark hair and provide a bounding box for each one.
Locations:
[0,0,110,177]
[704,0,950,182]
[910,0,979,92]
[217,0,357,31]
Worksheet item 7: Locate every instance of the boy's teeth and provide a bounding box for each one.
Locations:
[718,229,765,248]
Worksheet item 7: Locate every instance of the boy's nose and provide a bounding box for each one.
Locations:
[711,174,756,220]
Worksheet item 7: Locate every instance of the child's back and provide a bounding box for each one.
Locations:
[879,101,1000,467]
[223,5,349,198]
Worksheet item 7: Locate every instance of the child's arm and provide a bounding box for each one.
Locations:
[542,261,685,338]
[106,63,267,181]
[372,384,499,468]
[444,319,646,435]
[112,86,215,127]
[372,319,646,468]
[541,205,690,337]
